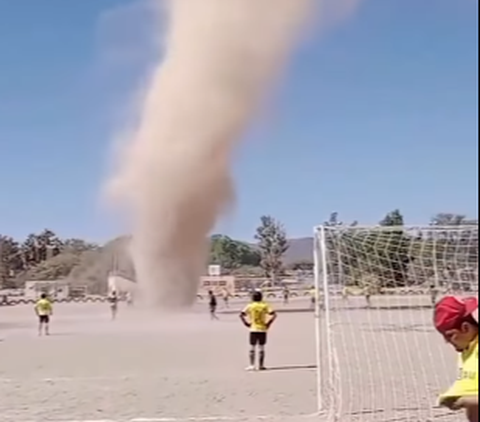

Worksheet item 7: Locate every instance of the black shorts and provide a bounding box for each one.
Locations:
[39,315,50,324]
[249,332,267,346]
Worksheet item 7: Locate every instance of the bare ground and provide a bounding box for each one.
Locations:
[0,296,463,422]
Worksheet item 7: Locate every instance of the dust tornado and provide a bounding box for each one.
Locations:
[107,0,314,308]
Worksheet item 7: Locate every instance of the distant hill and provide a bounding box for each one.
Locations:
[284,237,313,264]
[245,237,313,264]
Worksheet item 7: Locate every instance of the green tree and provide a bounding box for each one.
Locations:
[324,212,340,227]
[62,238,99,254]
[380,209,404,226]
[37,229,63,260]
[22,233,39,267]
[376,209,411,287]
[322,212,359,285]
[234,241,261,267]
[21,229,63,267]
[209,235,260,270]
[255,216,289,283]
[328,210,412,289]
[0,236,24,288]
[324,211,358,228]
[430,213,469,226]
[427,214,478,286]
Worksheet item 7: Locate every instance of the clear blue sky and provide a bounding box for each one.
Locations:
[0,0,478,243]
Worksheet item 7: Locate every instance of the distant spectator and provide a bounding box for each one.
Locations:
[108,291,119,320]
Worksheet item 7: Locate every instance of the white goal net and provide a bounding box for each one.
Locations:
[313,224,478,422]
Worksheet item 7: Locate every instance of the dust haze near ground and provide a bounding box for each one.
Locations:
[106,0,314,308]
[0,297,459,421]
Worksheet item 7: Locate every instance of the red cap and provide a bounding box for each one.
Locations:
[434,296,478,334]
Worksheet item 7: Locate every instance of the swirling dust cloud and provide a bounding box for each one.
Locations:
[107,0,314,308]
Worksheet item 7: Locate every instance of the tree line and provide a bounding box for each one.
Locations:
[322,212,478,290]
[0,229,99,288]
[1,212,477,290]
[0,216,289,289]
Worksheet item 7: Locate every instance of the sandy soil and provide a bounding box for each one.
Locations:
[0,297,464,422]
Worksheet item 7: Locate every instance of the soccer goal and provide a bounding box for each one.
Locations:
[313,224,478,422]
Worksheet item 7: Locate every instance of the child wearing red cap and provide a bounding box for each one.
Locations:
[434,296,478,422]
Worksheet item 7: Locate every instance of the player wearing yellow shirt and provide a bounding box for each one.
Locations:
[240,291,277,371]
[435,296,478,422]
[35,293,53,336]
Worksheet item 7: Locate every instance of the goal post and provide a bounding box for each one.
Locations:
[313,224,478,422]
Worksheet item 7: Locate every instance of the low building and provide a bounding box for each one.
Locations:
[199,275,236,295]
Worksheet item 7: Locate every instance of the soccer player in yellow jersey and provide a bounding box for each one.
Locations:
[35,293,53,336]
[435,296,478,422]
[240,290,277,371]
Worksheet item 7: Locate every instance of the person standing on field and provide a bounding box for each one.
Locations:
[108,290,119,320]
[35,293,53,336]
[435,296,478,422]
[222,289,229,309]
[309,286,316,309]
[240,290,277,371]
[126,291,133,306]
[282,286,290,305]
[208,290,219,320]
[429,283,439,307]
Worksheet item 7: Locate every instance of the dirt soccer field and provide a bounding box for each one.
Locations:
[0,297,463,422]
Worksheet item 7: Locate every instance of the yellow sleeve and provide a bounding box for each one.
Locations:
[439,354,479,402]
[241,304,250,315]
[266,304,274,314]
